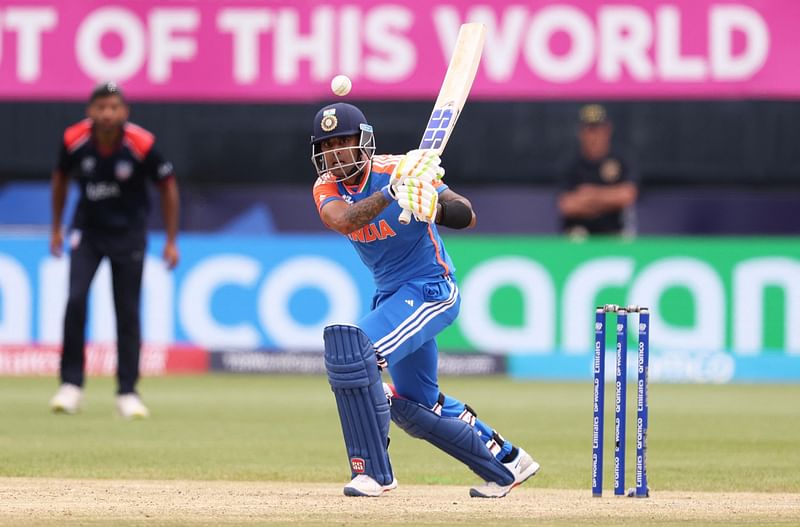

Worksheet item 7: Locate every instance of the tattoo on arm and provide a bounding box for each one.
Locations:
[340,192,391,232]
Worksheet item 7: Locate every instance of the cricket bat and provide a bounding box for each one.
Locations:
[399,22,486,224]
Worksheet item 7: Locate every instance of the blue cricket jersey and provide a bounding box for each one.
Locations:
[313,155,455,292]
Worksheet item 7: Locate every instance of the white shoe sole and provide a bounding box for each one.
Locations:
[116,394,150,420]
[120,412,148,420]
[343,478,398,497]
[50,386,82,415]
[50,403,79,415]
[469,460,541,498]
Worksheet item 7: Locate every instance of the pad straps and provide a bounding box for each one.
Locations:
[390,396,514,485]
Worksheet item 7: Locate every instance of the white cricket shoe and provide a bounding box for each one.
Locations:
[469,447,540,498]
[50,383,83,414]
[343,475,398,497]
[116,393,150,420]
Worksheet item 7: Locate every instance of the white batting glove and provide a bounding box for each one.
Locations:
[390,150,445,188]
[396,177,439,223]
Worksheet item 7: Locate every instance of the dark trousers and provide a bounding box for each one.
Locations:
[60,229,146,394]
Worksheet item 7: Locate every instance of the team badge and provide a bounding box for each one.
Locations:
[158,162,173,178]
[81,157,96,174]
[600,159,621,183]
[321,114,338,132]
[115,160,133,181]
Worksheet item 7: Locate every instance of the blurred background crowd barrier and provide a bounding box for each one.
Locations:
[1,0,798,381]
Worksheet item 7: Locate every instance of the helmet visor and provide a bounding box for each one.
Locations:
[311,129,375,182]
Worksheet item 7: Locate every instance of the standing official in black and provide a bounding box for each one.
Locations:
[49,82,180,419]
[557,104,638,237]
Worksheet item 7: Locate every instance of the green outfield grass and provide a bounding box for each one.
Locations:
[1,374,799,493]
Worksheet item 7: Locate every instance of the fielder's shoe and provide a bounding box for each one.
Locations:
[469,447,540,498]
[116,393,150,420]
[343,475,398,497]
[50,383,83,414]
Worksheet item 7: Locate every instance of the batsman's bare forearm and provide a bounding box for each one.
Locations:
[325,192,391,235]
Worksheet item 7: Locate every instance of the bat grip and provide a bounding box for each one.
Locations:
[398,209,412,224]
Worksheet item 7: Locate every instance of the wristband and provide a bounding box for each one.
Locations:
[381,184,396,201]
[437,200,473,229]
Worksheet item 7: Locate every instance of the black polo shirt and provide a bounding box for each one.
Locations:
[559,151,636,234]
[57,119,174,232]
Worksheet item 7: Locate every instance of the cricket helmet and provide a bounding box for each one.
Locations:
[311,103,375,182]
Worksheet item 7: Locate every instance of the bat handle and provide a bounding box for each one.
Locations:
[398,209,412,224]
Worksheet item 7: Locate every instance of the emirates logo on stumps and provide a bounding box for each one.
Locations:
[350,458,365,473]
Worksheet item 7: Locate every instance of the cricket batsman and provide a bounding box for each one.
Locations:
[311,102,540,498]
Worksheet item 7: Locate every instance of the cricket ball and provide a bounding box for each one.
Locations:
[331,75,352,97]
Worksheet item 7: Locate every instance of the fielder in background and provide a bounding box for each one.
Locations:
[557,104,639,238]
[311,102,539,498]
[49,82,180,419]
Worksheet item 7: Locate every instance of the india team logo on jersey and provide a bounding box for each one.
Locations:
[347,220,396,243]
[115,160,133,181]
